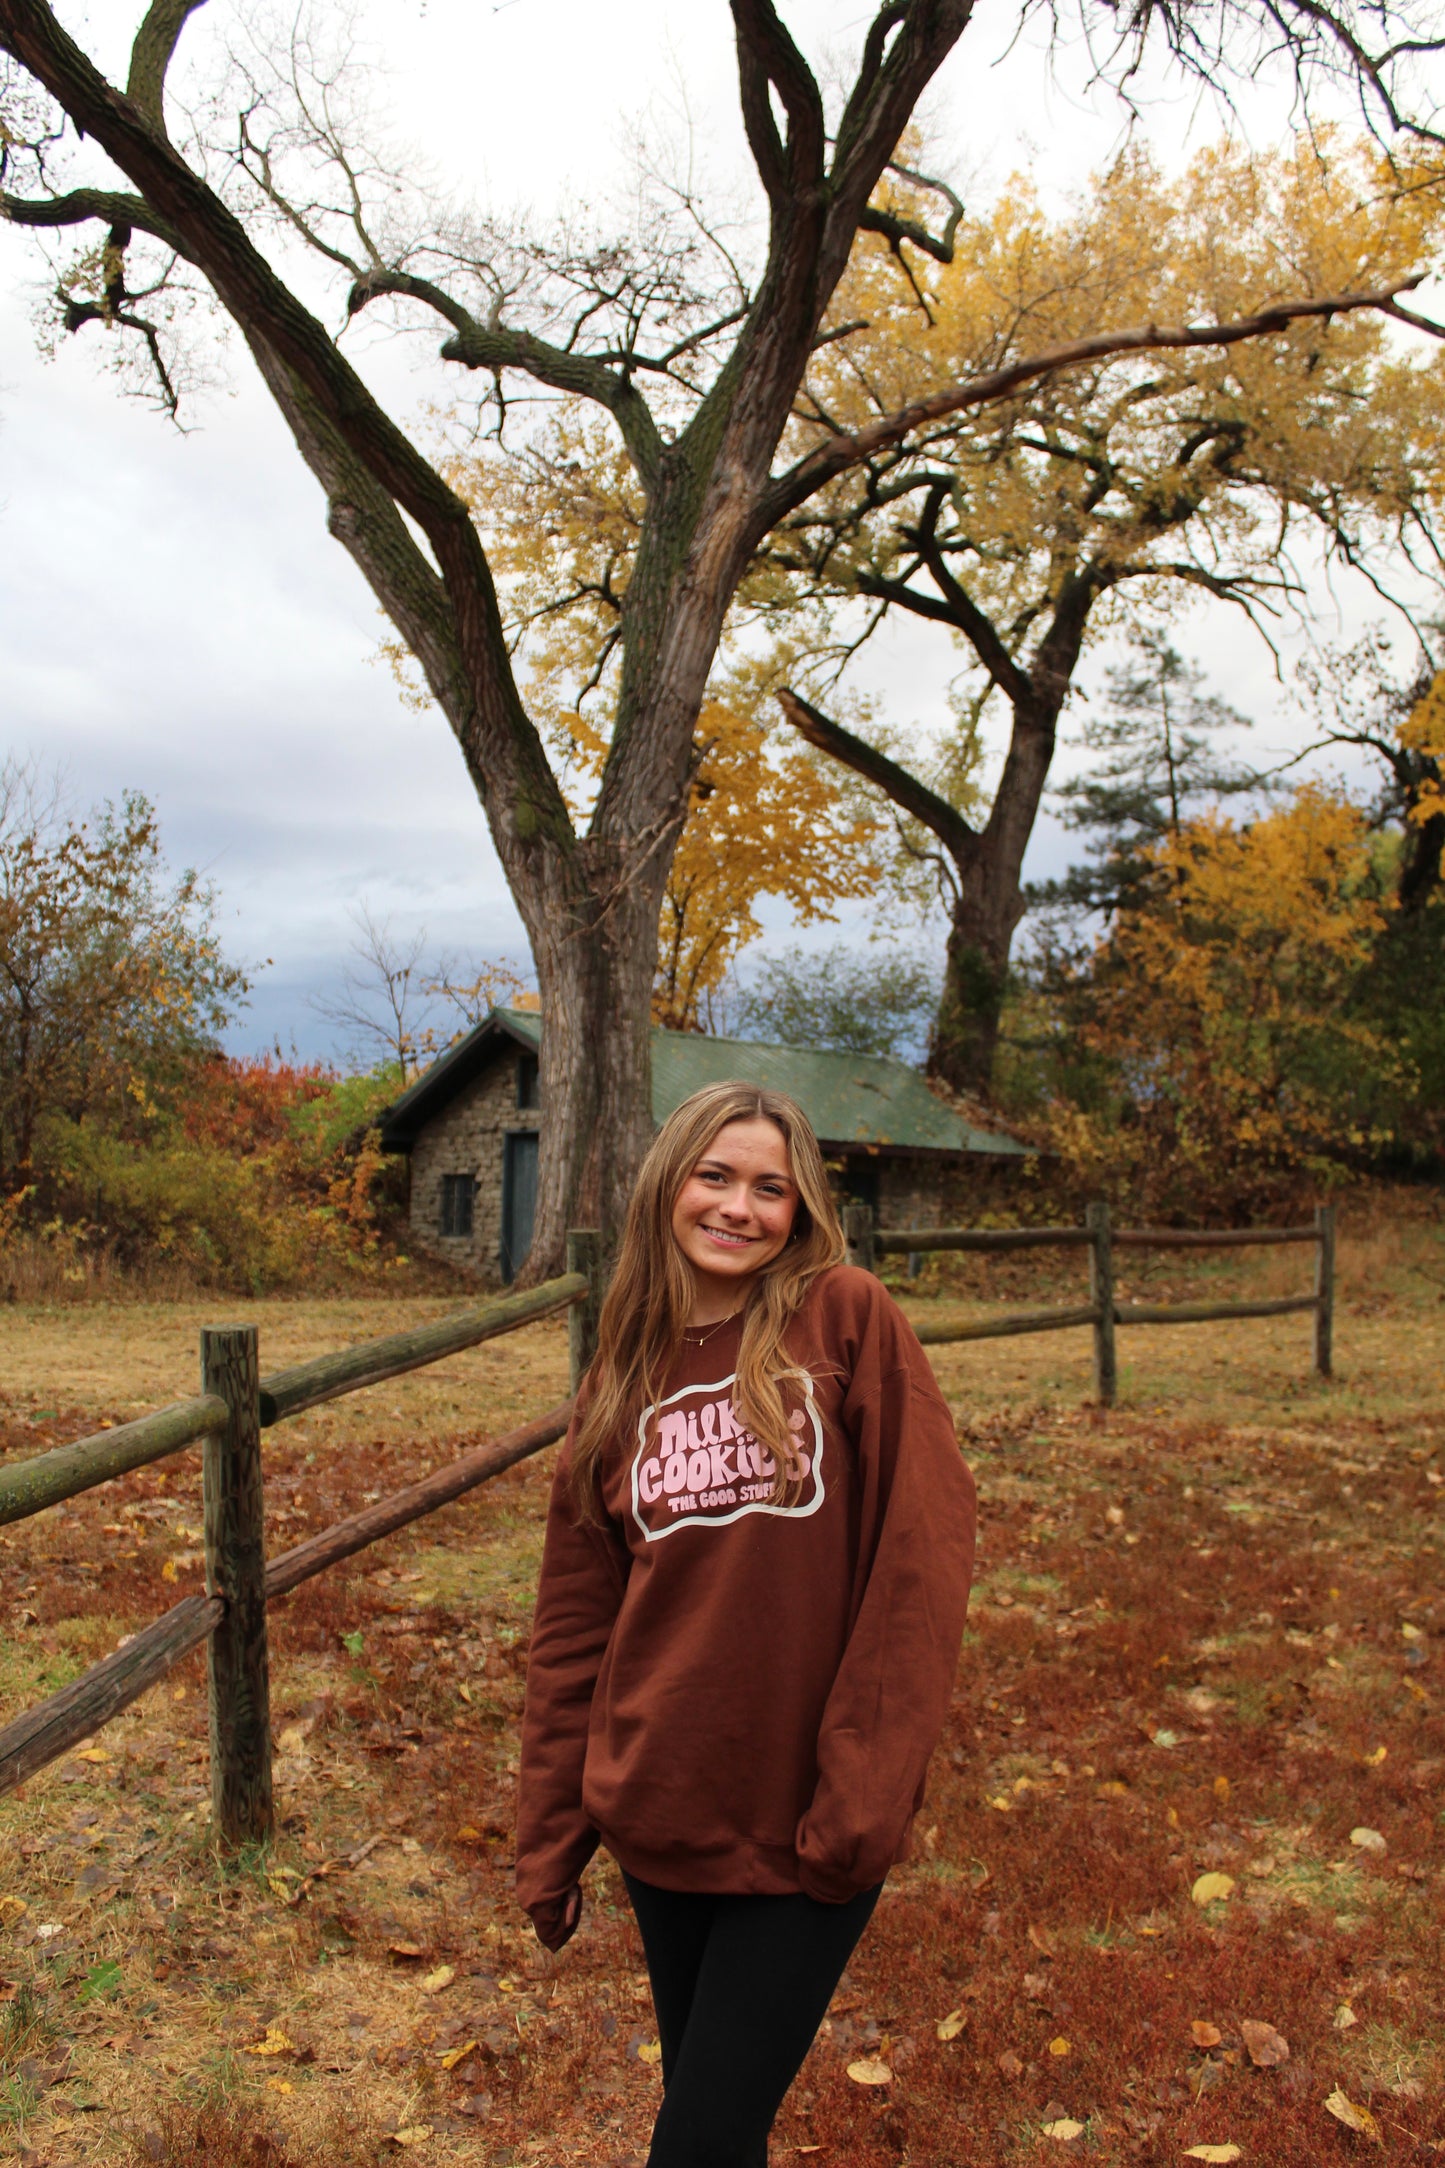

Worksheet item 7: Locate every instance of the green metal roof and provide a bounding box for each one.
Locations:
[492,1009,1024,1158]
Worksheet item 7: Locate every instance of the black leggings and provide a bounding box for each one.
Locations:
[623,1871,883,2168]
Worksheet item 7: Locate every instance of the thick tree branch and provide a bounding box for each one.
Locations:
[854,566,963,626]
[730,0,826,211]
[125,0,204,136]
[777,686,978,868]
[859,160,965,264]
[346,268,663,487]
[766,278,1436,525]
[828,2,974,225]
[0,186,184,252]
[907,484,1035,708]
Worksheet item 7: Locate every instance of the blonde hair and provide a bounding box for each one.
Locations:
[570,1082,846,1514]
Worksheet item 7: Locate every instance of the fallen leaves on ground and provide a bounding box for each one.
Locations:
[1239,2020,1289,2069]
[244,2025,295,2057]
[846,2057,893,2086]
[1324,2089,1383,2142]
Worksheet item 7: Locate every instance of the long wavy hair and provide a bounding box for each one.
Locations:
[570,1083,846,1515]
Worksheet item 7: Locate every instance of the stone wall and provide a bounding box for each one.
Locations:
[878,1152,1031,1228]
[408,1049,539,1282]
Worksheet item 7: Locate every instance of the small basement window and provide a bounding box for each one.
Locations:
[516,1051,539,1110]
[439,1173,475,1238]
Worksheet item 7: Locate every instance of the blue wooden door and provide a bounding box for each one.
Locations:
[500,1131,539,1282]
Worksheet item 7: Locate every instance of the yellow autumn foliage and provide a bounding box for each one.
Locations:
[773,132,1445,716]
[1401,671,1445,827]
[1053,787,1406,1210]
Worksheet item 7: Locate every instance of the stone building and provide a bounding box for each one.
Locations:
[379,1007,1031,1283]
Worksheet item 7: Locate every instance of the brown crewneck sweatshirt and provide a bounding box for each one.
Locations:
[515,1265,976,1932]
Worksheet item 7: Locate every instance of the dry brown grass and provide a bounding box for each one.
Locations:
[1,1212,1442,2167]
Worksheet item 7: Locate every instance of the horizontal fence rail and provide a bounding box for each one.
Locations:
[0,1236,604,1845]
[0,1395,229,1528]
[258,1273,587,1426]
[1113,1224,1319,1250]
[1115,1295,1322,1326]
[847,1200,1336,1405]
[875,1225,1095,1256]
[0,1592,223,1799]
[911,1302,1101,1346]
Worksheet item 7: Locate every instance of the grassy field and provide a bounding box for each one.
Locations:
[1,1209,1442,2166]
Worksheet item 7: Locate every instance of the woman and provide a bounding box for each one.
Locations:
[517,1083,976,2167]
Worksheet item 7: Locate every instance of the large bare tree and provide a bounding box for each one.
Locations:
[1,0,1440,1264]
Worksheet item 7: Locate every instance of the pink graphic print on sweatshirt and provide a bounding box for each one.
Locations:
[630,1370,824,1542]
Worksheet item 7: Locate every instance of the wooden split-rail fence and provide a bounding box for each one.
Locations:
[0,1232,605,1849]
[843,1198,1336,1408]
[0,1203,1335,1851]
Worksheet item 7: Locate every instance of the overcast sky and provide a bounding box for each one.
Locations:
[2,0,1436,1058]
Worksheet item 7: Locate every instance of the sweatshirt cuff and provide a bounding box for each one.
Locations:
[527,1887,582,1952]
[795,1813,872,1904]
[797,1853,867,1904]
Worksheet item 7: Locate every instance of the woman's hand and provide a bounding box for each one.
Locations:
[530,1884,583,1953]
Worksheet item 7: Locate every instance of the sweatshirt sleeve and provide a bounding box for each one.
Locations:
[794,1303,976,1904]
[516,1428,630,1923]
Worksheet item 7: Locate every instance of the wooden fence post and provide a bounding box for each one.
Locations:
[844,1203,877,1276]
[1087,1200,1117,1408]
[1314,1203,1336,1380]
[567,1230,604,1394]
[201,1326,273,1850]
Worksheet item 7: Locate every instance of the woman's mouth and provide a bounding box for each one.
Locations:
[699,1224,755,1248]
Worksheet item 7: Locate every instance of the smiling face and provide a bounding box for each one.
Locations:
[670,1117,801,1322]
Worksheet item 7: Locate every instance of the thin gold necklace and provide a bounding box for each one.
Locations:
[682,1309,742,1342]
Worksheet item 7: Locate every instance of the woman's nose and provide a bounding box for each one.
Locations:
[717,1186,753,1220]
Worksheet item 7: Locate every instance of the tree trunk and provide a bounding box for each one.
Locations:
[1399,805,1444,912]
[930,862,1023,1095]
[523,850,662,1281]
[929,705,1057,1096]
